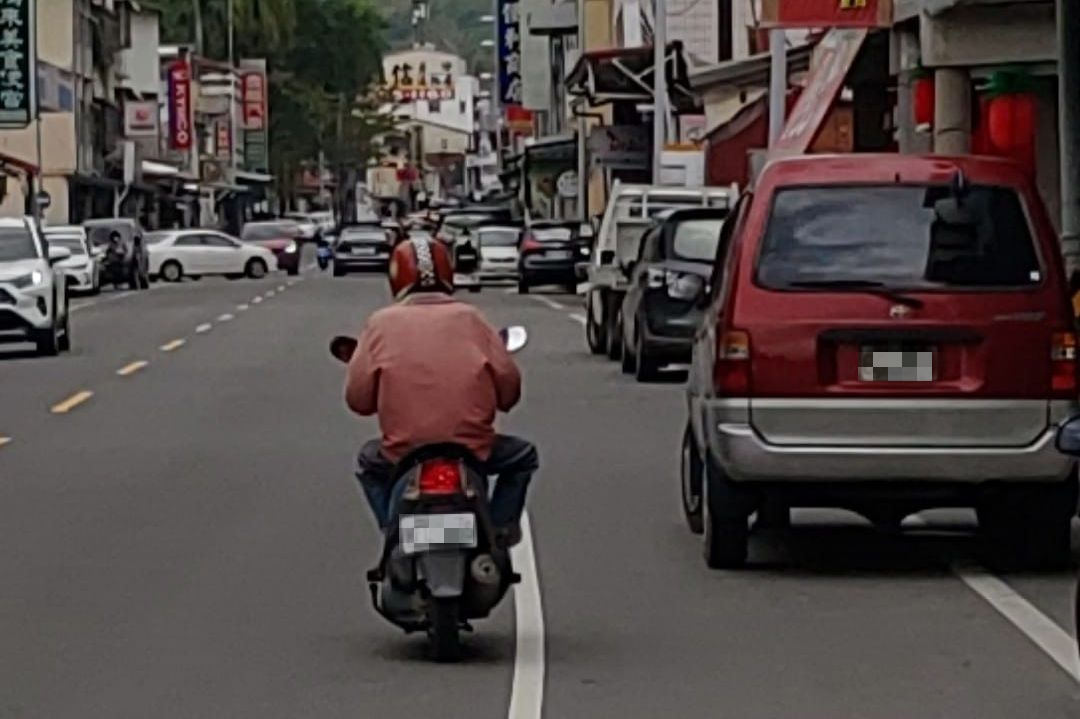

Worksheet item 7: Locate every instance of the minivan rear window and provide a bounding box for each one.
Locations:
[756,185,1042,289]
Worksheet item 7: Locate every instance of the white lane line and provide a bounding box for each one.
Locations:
[116,360,148,377]
[909,515,1080,683]
[195,323,213,334]
[70,290,134,313]
[160,338,186,352]
[952,562,1080,682]
[530,295,565,311]
[51,390,94,414]
[277,285,286,291]
[568,313,586,325]
[217,313,235,322]
[264,290,276,298]
[508,512,545,719]
[252,296,263,304]
[237,303,249,311]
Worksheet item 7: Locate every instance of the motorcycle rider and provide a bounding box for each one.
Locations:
[345,237,539,544]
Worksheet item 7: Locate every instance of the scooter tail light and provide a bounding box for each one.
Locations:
[521,234,542,251]
[418,459,463,496]
[1051,331,1077,396]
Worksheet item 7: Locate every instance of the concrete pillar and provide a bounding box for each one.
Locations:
[933,67,971,154]
[1057,0,1080,272]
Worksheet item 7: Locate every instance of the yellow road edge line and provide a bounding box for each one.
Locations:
[116,360,148,377]
[51,390,94,414]
[160,339,186,352]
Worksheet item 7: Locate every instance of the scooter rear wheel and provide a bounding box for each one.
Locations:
[429,598,461,662]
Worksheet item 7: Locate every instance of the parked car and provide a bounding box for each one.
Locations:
[517,221,588,294]
[284,212,321,241]
[83,218,150,290]
[44,225,101,295]
[146,229,276,281]
[332,224,392,276]
[619,208,729,381]
[240,220,303,275]
[681,154,1079,571]
[475,224,522,283]
[0,217,72,355]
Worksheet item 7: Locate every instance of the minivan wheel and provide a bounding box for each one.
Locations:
[681,426,704,534]
[635,332,661,382]
[978,476,1078,571]
[585,292,607,355]
[702,453,752,569]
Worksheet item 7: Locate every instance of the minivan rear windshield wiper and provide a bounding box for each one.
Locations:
[784,280,925,309]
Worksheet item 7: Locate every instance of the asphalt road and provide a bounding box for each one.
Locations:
[1,265,1079,717]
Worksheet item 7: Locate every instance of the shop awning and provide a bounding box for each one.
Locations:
[0,150,38,176]
[689,44,814,91]
[566,42,696,113]
[142,160,181,178]
[772,28,867,157]
[524,134,577,164]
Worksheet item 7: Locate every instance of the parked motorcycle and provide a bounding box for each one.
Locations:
[329,325,529,661]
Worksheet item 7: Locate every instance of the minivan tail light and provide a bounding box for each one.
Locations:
[715,329,751,395]
[1051,331,1077,395]
[418,459,463,496]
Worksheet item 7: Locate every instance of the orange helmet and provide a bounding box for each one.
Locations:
[388,237,454,299]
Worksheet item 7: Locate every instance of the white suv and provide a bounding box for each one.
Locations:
[0,217,72,355]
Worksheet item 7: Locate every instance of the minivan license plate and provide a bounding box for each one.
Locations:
[858,345,935,382]
[399,513,477,555]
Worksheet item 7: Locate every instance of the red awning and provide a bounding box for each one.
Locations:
[771,28,867,157]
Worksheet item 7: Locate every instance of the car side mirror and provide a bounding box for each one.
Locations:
[329,335,358,363]
[1056,416,1080,456]
[48,246,72,265]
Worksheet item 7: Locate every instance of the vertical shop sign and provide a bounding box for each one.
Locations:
[0,0,36,128]
[497,0,522,107]
[168,60,193,150]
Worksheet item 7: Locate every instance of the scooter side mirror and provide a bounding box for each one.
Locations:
[499,326,528,354]
[330,335,358,363]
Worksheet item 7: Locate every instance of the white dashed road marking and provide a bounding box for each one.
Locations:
[196,323,213,334]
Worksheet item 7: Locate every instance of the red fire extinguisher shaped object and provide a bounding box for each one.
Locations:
[913,77,935,126]
[987,93,1037,154]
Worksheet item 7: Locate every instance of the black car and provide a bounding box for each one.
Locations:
[517,221,588,294]
[83,218,150,290]
[332,223,392,276]
[619,208,729,381]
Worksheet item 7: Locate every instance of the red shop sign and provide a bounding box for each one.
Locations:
[168,60,192,150]
[760,0,892,28]
[242,72,267,130]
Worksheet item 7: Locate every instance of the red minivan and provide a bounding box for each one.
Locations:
[681,154,1078,569]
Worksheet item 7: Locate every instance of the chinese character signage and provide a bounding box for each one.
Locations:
[760,0,891,27]
[216,118,231,160]
[242,71,267,130]
[497,0,522,107]
[167,60,192,150]
[240,59,270,172]
[0,0,36,129]
[384,60,456,103]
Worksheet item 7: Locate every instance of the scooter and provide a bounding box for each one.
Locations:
[316,242,333,271]
[329,325,529,661]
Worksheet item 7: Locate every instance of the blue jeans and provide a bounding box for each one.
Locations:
[355,435,539,530]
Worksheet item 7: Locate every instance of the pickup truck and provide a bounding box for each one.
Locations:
[584,181,738,359]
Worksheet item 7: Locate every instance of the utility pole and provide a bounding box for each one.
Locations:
[767,29,786,146]
[1058,0,1080,275]
[192,0,203,56]
[652,0,667,182]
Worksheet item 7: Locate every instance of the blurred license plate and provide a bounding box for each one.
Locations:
[858,344,935,382]
[545,250,572,260]
[399,513,477,555]
[352,246,376,256]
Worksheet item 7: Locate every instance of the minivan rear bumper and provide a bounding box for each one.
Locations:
[703,398,1075,484]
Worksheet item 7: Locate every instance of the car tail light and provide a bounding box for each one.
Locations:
[418,459,463,496]
[715,329,751,395]
[1051,331,1077,396]
[521,234,542,252]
